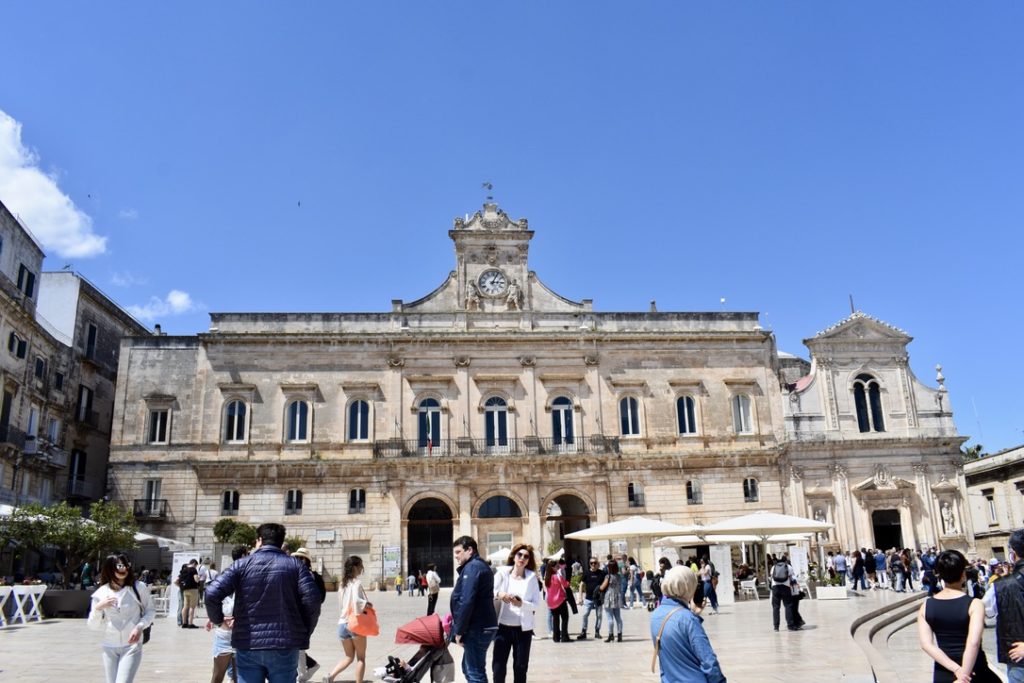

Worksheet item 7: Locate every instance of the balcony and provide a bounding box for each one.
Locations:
[67,479,96,499]
[0,426,28,450]
[372,435,620,458]
[133,498,169,519]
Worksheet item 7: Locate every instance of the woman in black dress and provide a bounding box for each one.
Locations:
[917,549,1000,683]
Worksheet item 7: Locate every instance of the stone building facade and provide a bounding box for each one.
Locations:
[963,445,1024,560]
[106,204,970,584]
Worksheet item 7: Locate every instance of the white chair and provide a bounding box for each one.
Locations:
[739,579,759,600]
[0,586,12,627]
[152,596,169,616]
[11,585,46,623]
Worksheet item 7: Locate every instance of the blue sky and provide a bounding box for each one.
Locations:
[1,3,1021,451]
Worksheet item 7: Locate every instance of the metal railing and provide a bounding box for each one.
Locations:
[0,426,28,449]
[67,479,95,498]
[133,498,169,519]
[373,435,620,458]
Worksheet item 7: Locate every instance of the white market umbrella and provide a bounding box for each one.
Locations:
[487,546,512,564]
[543,547,564,561]
[698,511,833,579]
[564,516,691,568]
[134,531,191,551]
[653,533,813,546]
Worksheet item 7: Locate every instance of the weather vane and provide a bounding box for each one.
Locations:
[482,181,494,202]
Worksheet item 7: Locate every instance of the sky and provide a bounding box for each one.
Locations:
[1,2,1021,452]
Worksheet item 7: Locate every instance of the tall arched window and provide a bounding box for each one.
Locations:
[743,477,759,503]
[732,395,752,434]
[286,400,310,443]
[677,395,697,435]
[853,374,885,433]
[418,398,441,452]
[551,396,575,450]
[348,400,369,441]
[224,400,247,444]
[479,495,522,518]
[619,397,640,436]
[484,397,509,451]
[349,488,366,514]
[686,480,702,505]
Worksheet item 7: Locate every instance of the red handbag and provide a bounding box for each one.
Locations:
[347,605,380,637]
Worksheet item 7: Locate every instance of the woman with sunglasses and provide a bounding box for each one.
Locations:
[87,554,155,683]
[492,544,542,683]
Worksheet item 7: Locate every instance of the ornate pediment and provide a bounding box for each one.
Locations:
[806,312,911,345]
[452,203,529,233]
[852,467,917,493]
[930,473,960,495]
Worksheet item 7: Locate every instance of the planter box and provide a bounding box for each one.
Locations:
[815,585,850,600]
[41,588,94,617]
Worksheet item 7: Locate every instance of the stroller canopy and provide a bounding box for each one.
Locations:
[395,614,446,648]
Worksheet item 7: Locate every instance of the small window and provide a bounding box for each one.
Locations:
[348,400,370,441]
[984,488,996,524]
[732,395,752,434]
[47,418,60,443]
[224,400,247,443]
[686,480,702,505]
[17,264,35,298]
[7,333,26,359]
[285,489,303,515]
[619,397,640,436]
[54,372,64,391]
[77,386,94,422]
[34,357,45,380]
[418,398,441,451]
[743,477,759,503]
[85,323,98,359]
[148,409,169,444]
[221,490,240,516]
[627,482,645,508]
[27,405,39,436]
[677,395,697,434]
[286,400,310,443]
[349,488,366,514]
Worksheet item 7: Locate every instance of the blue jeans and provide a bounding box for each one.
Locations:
[603,606,622,636]
[235,648,300,683]
[581,598,602,634]
[1007,662,1024,683]
[703,580,719,610]
[460,628,495,683]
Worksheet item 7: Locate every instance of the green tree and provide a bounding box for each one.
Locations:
[285,534,307,551]
[2,501,137,586]
[961,444,986,461]
[229,523,257,547]
[213,518,238,543]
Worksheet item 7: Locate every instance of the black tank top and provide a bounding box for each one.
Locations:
[924,594,999,683]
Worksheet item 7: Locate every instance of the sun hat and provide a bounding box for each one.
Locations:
[292,547,313,562]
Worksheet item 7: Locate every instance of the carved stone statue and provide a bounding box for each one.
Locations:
[506,279,523,310]
[466,282,481,311]
[940,500,958,536]
[813,508,826,523]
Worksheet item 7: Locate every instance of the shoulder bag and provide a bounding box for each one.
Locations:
[129,584,152,644]
[651,607,685,673]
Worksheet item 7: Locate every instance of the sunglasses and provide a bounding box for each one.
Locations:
[515,551,531,559]
[115,564,129,571]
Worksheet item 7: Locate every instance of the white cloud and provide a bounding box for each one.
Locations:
[110,271,149,288]
[0,110,107,258]
[127,289,198,321]
[118,208,139,220]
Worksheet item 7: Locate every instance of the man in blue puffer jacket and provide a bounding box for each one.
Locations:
[450,535,497,683]
[206,523,321,683]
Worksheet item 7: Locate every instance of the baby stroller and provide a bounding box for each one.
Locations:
[379,614,454,683]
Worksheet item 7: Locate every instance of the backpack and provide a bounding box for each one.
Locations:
[772,562,789,583]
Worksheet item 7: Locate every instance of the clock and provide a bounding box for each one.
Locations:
[478,269,508,296]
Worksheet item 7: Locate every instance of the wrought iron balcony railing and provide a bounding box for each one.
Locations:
[133,498,169,519]
[372,435,620,458]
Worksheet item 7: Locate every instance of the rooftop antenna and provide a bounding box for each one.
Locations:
[482,181,494,202]
[849,294,856,315]
[719,297,726,311]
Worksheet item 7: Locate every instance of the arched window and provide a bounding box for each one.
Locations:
[686,480,702,505]
[224,400,247,444]
[853,374,885,433]
[743,477,759,503]
[484,396,509,451]
[628,482,645,508]
[478,495,522,518]
[418,398,442,453]
[677,395,697,435]
[349,488,366,514]
[619,397,640,436]
[285,400,310,443]
[732,395,752,434]
[285,489,303,515]
[551,396,575,450]
[221,490,239,515]
[348,400,370,441]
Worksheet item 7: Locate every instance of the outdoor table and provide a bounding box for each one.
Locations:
[11,585,46,623]
[0,586,11,626]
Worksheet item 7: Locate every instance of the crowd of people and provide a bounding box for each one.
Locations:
[81,524,1024,683]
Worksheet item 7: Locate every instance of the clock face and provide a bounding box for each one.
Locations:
[478,269,508,296]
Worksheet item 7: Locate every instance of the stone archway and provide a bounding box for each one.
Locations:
[544,493,591,564]
[407,498,454,586]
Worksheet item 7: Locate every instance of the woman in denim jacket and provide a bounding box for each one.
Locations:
[650,566,726,683]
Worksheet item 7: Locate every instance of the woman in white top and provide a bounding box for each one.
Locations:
[492,543,542,683]
[326,555,372,683]
[87,554,155,683]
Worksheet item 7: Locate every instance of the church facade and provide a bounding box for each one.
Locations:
[106,204,970,584]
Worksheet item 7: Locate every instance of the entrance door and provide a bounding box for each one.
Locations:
[545,495,591,562]
[872,509,903,550]
[408,498,454,586]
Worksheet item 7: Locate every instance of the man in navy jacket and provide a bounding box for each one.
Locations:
[450,535,497,683]
[206,523,321,683]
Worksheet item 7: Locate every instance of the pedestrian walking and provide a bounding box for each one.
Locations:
[492,544,541,683]
[600,559,624,642]
[205,523,322,683]
[650,566,726,683]
[425,563,441,616]
[983,529,1024,683]
[770,555,798,631]
[699,558,719,615]
[450,535,497,683]
[87,554,155,683]
[579,556,607,640]
[325,556,375,683]
[545,559,572,643]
